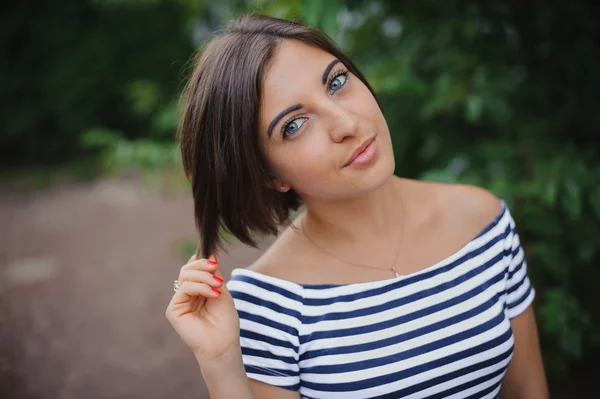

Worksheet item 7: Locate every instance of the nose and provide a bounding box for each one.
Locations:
[325,102,359,143]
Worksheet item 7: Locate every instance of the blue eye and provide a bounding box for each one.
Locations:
[282,117,307,138]
[329,72,348,93]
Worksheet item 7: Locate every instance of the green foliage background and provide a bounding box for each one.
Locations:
[3,0,599,392]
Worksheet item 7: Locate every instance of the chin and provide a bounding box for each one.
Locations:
[373,156,396,187]
[350,153,396,196]
[295,148,396,200]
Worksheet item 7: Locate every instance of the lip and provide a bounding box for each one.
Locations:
[343,135,377,168]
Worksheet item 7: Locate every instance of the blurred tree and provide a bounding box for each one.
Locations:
[0,0,194,166]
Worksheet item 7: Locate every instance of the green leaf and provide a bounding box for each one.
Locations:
[465,95,483,123]
[561,179,582,219]
[80,127,122,150]
[538,288,589,359]
[127,80,161,117]
[543,180,558,206]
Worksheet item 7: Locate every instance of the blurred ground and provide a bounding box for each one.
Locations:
[0,176,264,399]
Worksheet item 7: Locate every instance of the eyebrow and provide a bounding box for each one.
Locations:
[267,104,303,138]
[266,59,342,139]
[322,59,341,84]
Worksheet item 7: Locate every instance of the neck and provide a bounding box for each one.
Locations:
[300,176,404,246]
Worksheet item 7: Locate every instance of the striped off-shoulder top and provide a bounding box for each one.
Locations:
[227,200,535,398]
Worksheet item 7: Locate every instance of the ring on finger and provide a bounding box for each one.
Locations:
[173,280,180,292]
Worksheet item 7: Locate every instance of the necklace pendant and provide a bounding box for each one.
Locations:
[393,271,401,278]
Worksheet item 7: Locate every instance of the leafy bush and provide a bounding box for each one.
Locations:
[0,0,193,167]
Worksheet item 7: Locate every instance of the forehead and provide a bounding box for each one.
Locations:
[261,40,335,112]
[264,39,334,81]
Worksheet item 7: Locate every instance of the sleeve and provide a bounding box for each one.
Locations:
[227,273,302,391]
[503,208,536,319]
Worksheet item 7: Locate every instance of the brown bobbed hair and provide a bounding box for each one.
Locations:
[178,14,382,258]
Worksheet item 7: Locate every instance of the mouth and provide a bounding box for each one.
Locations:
[343,135,377,168]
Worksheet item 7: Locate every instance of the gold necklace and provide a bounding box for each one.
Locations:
[299,186,406,279]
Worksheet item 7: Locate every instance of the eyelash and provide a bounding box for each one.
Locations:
[326,68,349,94]
[280,68,350,138]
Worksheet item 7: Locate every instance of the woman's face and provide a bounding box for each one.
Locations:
[258,39,395,201]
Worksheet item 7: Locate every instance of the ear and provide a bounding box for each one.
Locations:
[266,179,289,193]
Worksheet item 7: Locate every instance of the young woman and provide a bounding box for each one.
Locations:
[165,14,548,399]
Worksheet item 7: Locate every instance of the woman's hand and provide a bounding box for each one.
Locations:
[165,254,241,364]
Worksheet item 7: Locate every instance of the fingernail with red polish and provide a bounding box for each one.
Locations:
[207,260,218,265]
[212,288,221,296]
[213,276,223,283]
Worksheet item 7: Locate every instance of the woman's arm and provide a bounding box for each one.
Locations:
[198,345,300,399]
[167,255,294,399]
[249,380,301,399]
[197,346,255,399]
[500,306,549,399]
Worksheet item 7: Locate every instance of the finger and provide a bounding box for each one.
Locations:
[212,266,225,281]
[179,254,228,293]
[205,254,222,276]
[178,269,224,288]
[188,253,198,263]
[177,281,221,301]
[167,281,220,317]
[181,258,219,273]
[166,285,206,321]
[205,254,231,293]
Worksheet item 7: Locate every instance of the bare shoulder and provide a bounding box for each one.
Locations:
[245,245,286,278]
[245,217,317,282]
[408,179,503,235]
[443,183,502,222]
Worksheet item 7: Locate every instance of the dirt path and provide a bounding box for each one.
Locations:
[0,177,265,399]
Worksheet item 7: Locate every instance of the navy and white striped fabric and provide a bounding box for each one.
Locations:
[227,201,535,398]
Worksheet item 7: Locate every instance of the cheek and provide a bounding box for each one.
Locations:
[351,87,385,126]
[272,138,337,188]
